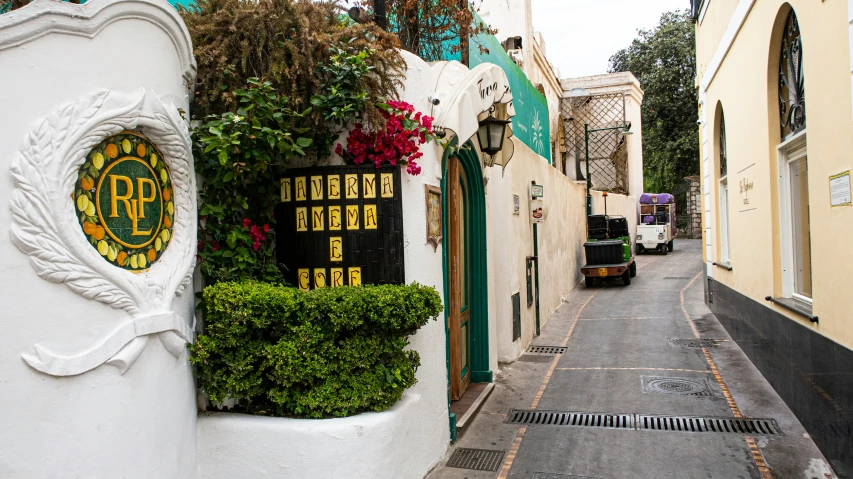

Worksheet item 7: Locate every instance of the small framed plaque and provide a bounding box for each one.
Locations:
[531,184,544,198]
[829,170,851,208]
[425,185,442,251]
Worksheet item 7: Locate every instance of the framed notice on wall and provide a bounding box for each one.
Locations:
[829,170,851,208]
[425,185,442,251]
[276,165,405,290]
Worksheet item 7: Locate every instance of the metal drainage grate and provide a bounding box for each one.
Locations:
[663,277,692,280]
[637,415,780,435]
[527,345,567,354]
[669,338,720,348]
[506,410,781,436]
[506,410,634,430]
[518,355,555,363]
[445,448,504,472]
[641,376,718,397]
[533,474,600,479]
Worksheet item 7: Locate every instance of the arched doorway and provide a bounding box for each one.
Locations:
[442,141,490,403]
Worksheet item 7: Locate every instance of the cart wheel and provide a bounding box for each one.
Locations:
[630,262,637,277]
[667,240,674,252]
[622,270,631,285]
[585,277,595,288]
[636,244,644,255]
[661,244,668,256]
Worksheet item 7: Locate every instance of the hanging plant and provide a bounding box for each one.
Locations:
[335,100,435,176]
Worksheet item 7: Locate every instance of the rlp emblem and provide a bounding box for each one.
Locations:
[76,132,175,270]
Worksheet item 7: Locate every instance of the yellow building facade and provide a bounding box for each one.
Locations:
[693,0,853,473]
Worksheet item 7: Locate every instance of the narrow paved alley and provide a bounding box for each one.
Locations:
[428,240,836,479]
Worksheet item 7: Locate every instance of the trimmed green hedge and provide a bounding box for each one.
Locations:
[191,281,442,419]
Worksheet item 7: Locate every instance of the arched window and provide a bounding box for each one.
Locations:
[779,10,805,139]
[775,7,811,301]
[719,110,727,178]
[718,106,730,263]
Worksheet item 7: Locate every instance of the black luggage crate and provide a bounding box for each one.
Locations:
[587,227,608,240]
[587,215,608,230]
[584,240,624,266]
[607,216,629,238]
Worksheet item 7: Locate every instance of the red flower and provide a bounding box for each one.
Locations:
[242,218,251,228]
[335,143,343,156]
[263,224,270,233]
[339,101,434,176]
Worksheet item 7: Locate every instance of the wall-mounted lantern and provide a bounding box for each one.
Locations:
[476,107,511,158]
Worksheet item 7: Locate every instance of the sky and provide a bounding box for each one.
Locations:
[530,0,688,79]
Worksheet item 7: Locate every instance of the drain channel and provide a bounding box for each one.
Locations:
[669,338,720,348]
[527,345,567,354]
[445,448,504,471]
[506,410,634,430]
[506,410,780,435]
[637,415,780,435]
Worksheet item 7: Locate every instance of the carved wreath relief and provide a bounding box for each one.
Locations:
[76,132,175,270]
[10,89,196,377]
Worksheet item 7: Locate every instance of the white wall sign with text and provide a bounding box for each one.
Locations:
[829,170,851,208]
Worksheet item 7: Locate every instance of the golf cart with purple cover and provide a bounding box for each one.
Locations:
[636,193,676,255]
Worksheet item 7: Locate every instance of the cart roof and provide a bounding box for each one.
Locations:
[639,193,675,204]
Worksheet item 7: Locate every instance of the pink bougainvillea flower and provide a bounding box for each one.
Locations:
[337,100,435,176]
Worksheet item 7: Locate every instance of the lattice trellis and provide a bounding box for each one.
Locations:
[561,92,630,194]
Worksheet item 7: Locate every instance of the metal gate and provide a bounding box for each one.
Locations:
[561,92,630,194]
[672,177,702,239]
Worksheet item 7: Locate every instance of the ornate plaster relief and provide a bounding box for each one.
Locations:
[10,89,197,377]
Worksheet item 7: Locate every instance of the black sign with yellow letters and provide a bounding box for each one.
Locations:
[276,165,405,289]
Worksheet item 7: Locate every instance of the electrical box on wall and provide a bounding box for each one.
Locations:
[526,257,535,307]
[512,293,521,341]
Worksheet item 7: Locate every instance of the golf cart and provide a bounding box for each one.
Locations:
[582,214,636,287]
[636,193,676,255]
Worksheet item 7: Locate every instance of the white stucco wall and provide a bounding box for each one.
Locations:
[198,394,434,479]
[478,0,530,50]
[0,0,198,477]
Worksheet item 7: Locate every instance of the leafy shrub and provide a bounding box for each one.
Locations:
[180,0,404,139]
[191,281,443,418]
[194,79,312,284]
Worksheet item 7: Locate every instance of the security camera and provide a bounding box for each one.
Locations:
[696,119,702,125]
[429,96,441,106]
